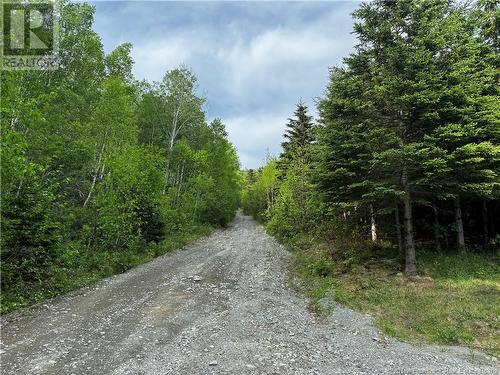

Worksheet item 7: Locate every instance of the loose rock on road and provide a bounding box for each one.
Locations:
[1,212,498,374]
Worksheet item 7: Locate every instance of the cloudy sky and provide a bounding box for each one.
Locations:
[91,1,360,168]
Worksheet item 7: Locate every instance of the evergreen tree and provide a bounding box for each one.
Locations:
[315,0,500,273]
[280,102,315,169]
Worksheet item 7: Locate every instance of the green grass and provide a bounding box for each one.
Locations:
[288,234,500,358]
[0,224,214,315]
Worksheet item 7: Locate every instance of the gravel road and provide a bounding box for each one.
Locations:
[1,212,498,375]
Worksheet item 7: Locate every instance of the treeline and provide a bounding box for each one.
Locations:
[1,3,240,312]
[242,0,499,275]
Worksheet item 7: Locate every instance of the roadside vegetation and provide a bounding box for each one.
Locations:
[242,0,499,356]
[1,2,241,314]
[291,234,500,357]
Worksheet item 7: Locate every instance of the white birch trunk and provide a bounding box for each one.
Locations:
[370,205,377,242]
[84,137,106,208]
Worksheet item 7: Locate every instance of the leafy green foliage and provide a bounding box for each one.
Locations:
[241,158,279,222]
[1,3,240,313]
[267,159,321,239]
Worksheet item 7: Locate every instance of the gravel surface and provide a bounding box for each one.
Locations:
[1,212,498,374]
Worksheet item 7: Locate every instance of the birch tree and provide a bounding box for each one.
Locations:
[160,67,205,193]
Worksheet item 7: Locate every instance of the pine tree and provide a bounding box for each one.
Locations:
[280,102,315,169]
[316,0,499,274]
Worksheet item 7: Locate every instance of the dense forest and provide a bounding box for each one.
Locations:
[243,0,499,275]
[1,2,240,313]
[241,0,499,352]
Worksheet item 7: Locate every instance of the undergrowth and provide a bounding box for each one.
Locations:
[0,225,213,314]
[281,231,500,358]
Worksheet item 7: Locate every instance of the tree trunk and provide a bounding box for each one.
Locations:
[432,204,441,251]
[15,168,26,199]
[454,196,465,253]
[99,162,105,180]
[10,117,18,130]
[162,132,175,194]
[482,201,489,248]
[174,162,185,205]
[444,226,449,249]
[84,138,106,208]
[402,168,417,276]
[163,106,180,194]
[394,202,403,257]
[84,165,99,208]
[370,205,377,242]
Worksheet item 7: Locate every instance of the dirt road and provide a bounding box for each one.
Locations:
[1,212,497,374]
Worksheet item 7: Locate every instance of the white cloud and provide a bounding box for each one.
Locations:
[218,19,350,98]
[93,2,358,168]
[131,37,195,81]
[224,112,290,169]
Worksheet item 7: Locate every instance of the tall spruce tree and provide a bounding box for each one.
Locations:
[316,0,500,274]
[280,102,315,169]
